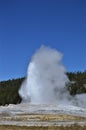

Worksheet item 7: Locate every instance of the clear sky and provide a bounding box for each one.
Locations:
[0,0,86,81]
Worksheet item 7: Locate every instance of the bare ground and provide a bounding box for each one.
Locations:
[0,124,86,130]
[0,114,86,130]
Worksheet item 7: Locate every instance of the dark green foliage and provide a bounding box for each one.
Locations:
[0,78,24,106]
[67,71,86,95]
[0,71,86,106]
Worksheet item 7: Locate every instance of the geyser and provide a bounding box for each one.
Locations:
[19,45,71,104]
[19,45,86,108]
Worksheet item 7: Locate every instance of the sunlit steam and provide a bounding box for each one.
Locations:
[19,45,86,107]
[19,46,70,104]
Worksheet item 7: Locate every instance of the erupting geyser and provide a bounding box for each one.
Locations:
[19,45,86,107]
[19,45,71,104]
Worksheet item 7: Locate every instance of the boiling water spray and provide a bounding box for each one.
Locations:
[19,46,71,104]
[19,45,86,107]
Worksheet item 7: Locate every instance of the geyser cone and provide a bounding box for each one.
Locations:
[19,46,70,104]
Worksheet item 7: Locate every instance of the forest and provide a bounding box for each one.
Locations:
[0,71,86,106]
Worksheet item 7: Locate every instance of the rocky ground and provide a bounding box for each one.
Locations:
[0,103,86,130]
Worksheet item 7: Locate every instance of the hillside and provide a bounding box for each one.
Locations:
[0,71,86,106]
[0,78,24,105]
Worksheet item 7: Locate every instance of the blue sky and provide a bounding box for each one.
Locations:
[0,0,86,81]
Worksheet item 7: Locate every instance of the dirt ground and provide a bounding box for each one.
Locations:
[0,125,86,130]
[0,114,86,130]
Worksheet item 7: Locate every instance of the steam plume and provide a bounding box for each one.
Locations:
[19,46,71,104]
[19,45,86,107]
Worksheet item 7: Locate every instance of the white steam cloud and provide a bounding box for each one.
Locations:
[19,45,86,108]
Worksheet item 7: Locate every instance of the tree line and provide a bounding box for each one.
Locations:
[0,71,86,106]
[0,78,24,105]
